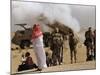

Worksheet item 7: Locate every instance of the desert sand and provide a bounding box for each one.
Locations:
[11,40,96,74]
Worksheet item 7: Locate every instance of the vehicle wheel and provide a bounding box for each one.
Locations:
[20,41,24,49]
[24,41,30,48]
[20,40,30,49]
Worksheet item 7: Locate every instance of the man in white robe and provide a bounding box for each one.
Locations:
[31,24,47,71]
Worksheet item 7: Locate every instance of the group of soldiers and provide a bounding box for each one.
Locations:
[44,27,78,66]
[44,27,96,67]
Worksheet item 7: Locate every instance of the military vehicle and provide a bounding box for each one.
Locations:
[12,24,51,49]
[12,24,32,49]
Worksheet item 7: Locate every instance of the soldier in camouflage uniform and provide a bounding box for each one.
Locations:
[84,27,94,61]
[69,31,78,64]
[50,27,63,65]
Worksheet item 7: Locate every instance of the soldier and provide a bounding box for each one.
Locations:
[93,30,96,60]
[43,32,51,47]
[69,31,78,64]
[50,27,63,65]
[84,27,94,61]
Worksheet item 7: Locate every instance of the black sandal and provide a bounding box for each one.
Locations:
[36,68,42,71]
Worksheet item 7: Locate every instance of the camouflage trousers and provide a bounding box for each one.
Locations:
[85,42,94,61]
[52,47,63,65]
[70,49,77,64]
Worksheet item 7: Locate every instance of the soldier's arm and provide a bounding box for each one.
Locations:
[85,31,87,38]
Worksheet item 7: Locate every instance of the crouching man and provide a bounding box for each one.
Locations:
[18,52,38,71]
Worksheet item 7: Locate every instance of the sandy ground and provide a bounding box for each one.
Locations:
[11,41,96,74]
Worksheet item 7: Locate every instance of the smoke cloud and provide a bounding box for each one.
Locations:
[12,1,80,32]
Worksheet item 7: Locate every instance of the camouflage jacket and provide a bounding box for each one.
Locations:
[51,32,63,48]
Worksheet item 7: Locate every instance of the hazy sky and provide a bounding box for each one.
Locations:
[70,5,95,28]
[11,1,96,32]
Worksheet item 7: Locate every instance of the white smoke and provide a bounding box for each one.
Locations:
[12,1,80,32]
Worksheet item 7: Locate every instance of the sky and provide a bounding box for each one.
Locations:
[70,4,95,29]
[11,0,96,32]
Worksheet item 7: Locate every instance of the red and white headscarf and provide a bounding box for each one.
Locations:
[31,24,43,40]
